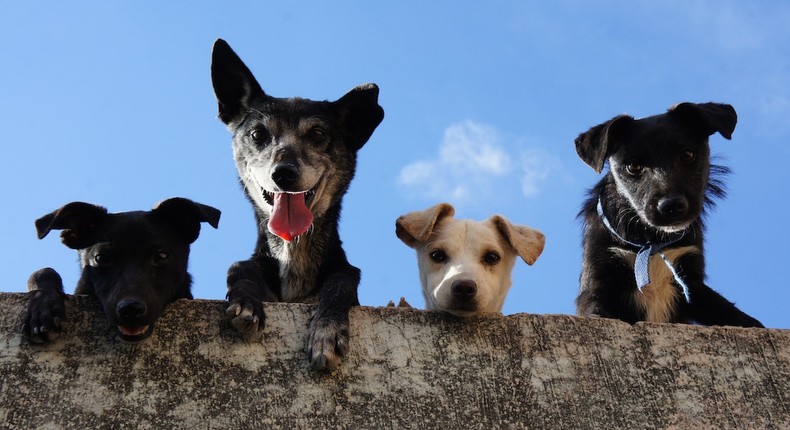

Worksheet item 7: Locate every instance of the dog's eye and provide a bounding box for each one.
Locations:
[483,251,501,265]
[681,150,695,162]
[93,253,112,267]
[429,249,447,263]
[250,128,269,142]
[625,164,645,176]
[152,251,169,265]
[308,127,327,140]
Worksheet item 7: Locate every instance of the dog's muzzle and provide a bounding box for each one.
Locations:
[115,298,154,342]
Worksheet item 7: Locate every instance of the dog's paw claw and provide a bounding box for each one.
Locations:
[231,316,259,333]
[230,306,260,333]
[28,325,60,344]
[225,303,241,318]
[308,318,349,371]
[22,290,66,343]
[335,335,349,357]
[225,279,266,334]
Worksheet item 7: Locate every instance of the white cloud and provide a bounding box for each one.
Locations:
[438,121,512,174]
[520,149,553,198]
[398,120,560,204]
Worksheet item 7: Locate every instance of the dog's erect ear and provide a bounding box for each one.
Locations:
[574,115,634,173]
[35,202,109,249]
[668,102,737,140]
[333,83,385,152]
[490,215,545,265]
[152,198,221,244]
[211,39,267,126]
[395,203,455,248]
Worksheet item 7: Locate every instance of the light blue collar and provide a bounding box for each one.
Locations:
[596,198,691,303]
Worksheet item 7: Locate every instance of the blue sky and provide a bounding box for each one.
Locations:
[2,1,788,329]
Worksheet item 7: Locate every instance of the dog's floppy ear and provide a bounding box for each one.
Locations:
[211,39,267,126]
[668,102,737,140]
[334,83,385,152]
[152,198,221,244]
[35,202,109,249]
[574,115,634,173]
[490,215,545,265]
[395,203,455,248]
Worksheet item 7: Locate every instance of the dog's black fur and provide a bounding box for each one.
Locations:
[24,198,220,343]
[210,39,384,370]
[575,102,763,327]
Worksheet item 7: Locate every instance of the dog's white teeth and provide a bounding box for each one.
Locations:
[262,189,274,205]
[118,325,149,337]
[304,189,317,206]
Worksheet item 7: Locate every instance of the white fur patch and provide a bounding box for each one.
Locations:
[611,246,699,323]
[609,160,651,226]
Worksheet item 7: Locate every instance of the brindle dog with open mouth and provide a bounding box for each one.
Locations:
[211,39,384,370]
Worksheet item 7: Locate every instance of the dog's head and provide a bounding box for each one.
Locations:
[210,39,384,242]
[396,203,545,316]
[35,198,221,342]
[575,102,736,233]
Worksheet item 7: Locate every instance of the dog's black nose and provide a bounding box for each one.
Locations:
[272,164,299,189]
[117,299,147,319]
[657,196,689,217]
[451,280,477,301]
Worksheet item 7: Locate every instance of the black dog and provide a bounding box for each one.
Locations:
[575,102,762,327]
[210,39,384,370]
[24,198,220,343]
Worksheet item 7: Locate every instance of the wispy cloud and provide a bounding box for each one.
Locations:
[398,120,562,204]
[519,148,555,198]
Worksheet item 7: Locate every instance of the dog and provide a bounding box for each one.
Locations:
[210,39,384,370]
[24,198,221,343]
[396,203,545,316]
[574,102,763,327]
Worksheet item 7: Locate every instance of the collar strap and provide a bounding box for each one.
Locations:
[596,198,691,303]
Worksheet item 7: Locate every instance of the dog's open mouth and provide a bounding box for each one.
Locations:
[117,324,153,342]
[262,188,316,207]
[263,187,318,242]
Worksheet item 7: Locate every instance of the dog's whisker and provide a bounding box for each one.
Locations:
[248,108,267,118]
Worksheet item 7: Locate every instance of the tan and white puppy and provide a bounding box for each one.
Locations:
[396,203,545,316]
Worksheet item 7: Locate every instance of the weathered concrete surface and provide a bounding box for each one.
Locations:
[0,292,788,429]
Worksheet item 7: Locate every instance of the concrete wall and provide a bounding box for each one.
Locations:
[0,292,788,429]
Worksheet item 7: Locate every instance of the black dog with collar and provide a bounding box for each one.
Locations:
[575,102,762,327]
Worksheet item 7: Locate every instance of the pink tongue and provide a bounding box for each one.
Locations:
[268,192,314,241]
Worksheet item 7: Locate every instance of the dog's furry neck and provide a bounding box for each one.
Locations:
[252,203,341,303]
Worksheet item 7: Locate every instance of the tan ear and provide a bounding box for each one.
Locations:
[395,203,455,248]
[491,215,545,265]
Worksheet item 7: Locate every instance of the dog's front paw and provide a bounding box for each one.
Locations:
[307,315,350,371]
[225,279,265,334]
[24,288,66,344]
